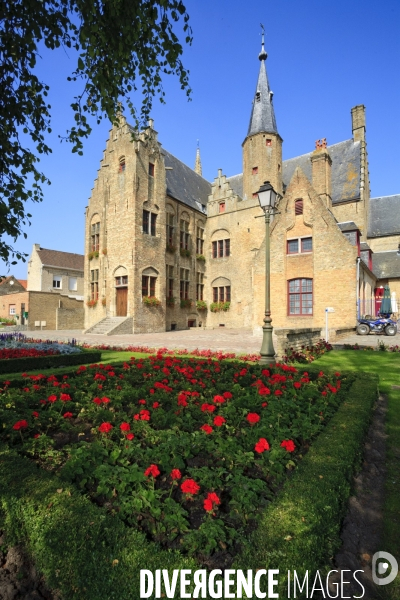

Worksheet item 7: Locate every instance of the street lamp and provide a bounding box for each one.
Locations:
[257,181,278,365]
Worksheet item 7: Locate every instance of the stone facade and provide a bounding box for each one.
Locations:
[83,44,400,338]
[27,244,84,297]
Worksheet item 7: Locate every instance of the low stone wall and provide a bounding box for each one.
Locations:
[272,327,323,359]
[330,327,356,341]
[56,307,84,330]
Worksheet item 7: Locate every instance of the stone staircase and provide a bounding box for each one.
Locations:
[83,316,133,336]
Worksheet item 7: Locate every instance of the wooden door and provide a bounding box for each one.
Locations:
[116,287,128,316]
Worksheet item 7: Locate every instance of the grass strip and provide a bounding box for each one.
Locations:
[0,349,102,375]
[235,372,378,596]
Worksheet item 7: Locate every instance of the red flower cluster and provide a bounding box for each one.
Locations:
[134,409,150,421]
[120,422,130,432]
[254,438,270,453]
[144,464,160,478]
[170,469,182,480]
[213,416,226,427]
[181,479,200,495]
[201,403,216,413]
[281,440,296,452]
[246,412,260,424]
[60,393,71,402]
[200,424,213,434]
[98,422,113,433]
[63,412,73,419]
[13,420,28,431]
[93,396,110,405]
[204,491,221,512]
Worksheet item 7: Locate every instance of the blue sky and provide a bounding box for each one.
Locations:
[4,0,400,279]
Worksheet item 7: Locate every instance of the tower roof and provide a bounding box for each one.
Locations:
[246,38,278,138]
[194,141,202,176]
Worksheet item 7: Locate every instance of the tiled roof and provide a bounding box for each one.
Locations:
[372,251,400,279]
[246,57,278,138]
[338,221,360,232]
[162,148,211,212]
[37,248,84,271]
[368,195,400,238]
[226,139,361,203]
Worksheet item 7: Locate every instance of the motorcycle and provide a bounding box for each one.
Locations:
[356,314,397,336]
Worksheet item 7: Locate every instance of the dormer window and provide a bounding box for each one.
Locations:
[255,92,261,102]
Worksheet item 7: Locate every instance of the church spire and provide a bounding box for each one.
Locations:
[194,140,202,176]
[246,28,278,138]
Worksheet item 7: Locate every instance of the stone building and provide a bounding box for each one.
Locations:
[27,244,84,297]
[83,39,400,344]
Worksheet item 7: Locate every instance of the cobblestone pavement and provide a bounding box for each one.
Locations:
[22,327,400,353]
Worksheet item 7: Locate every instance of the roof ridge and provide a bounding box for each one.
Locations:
[283,138,356,163]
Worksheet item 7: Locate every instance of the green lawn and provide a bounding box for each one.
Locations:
[312,350,400,598]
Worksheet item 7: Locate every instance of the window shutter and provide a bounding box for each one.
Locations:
[295,199,303,215]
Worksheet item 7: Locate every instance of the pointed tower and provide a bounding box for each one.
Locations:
[242,33,283,201]
[194,141,202,176]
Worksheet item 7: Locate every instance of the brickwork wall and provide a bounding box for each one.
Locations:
[56,308,84,330]
[0,291,29,321]
[253,167,358,334]
[40,267,84,296]
[242,132,283,201]
[27,292,83,331]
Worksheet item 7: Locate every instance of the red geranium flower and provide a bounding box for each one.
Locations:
[207,492,221,505]
[101,397,110,404]
[60,393,71,402]
[204,498,213,512]
[63,412,73,419]
[254,438,270,453]
[34,434,40,439]
[293,382,301,389]
[153,402,160,409]
[93,397,102,405]
[201,403,216,413]
[144,464,160,478]
[247,413,260,424]
[98,422,113,433]
[32,411,39,418]
[258,387,271,396]
[200,424,213,434]
[139,399,146,405]
[13,420,28,431]
[274,389,283,396]
[120,422,130,432]
[170,469,182,480]
[47,395,57,403]
[213,394,225,404]
[261,402,268,407]
[223,391,232,399]
[126,433,135,440]
[139,409,150,421]
[281,440,296,452]
[181,479,200,495]
[133,414,140,420]
[213,416,226,427]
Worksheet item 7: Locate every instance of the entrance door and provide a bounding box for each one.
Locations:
[116,287,128,316]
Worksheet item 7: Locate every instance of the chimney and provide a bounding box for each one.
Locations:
[351,105,366,142]
[310,139,332,209]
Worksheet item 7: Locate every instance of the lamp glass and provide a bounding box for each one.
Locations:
[257,181,277,210]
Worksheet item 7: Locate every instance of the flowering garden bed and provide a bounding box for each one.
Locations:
[2,355,350,563]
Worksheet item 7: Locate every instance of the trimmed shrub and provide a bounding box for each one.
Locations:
[0,350,102,375]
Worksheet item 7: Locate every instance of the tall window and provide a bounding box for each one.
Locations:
[180,219,190,250]
[213,285,231,303]
[53,275,62,289]
[288,279,313,315]
[119,156,126,172]
[69,277,77,291]
[295,199,303,215]
[148,162,155,177]
[212,239,230,258]
[9,304,16,315]
[91,221,100,251]
[180,268,190,299]
[196,226,204,254]
[196,272,204,301]
[143,210,157,236]
[142,275,156,297]
[166,214,174,246]
[219,202,225,213]
[91,269,99,300]
[166,265,174,298]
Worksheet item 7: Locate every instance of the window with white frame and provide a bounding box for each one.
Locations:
[287,237,313,254]
[9,304,16,315]
[53,276,62,289]
[69,277,78,291]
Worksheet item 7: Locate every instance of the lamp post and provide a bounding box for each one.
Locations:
[257,181,277,365]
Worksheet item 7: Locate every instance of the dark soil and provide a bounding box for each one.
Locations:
[0,535,58,600]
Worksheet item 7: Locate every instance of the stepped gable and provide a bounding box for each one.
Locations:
[225,139,361,203]
[36,248,84,271]
[161,148,211,213]
[372,250,400,279]
[368,194,400,238]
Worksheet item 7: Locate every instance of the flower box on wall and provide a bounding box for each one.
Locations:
[166,297,176,308]
[86,299,98,308]
[143,296,161,307]
[180,298,192,309]
[166,244,176,254]
[88,251,99,260]
[102,248,107,255]
[179,248,191,258]
[101,298,106,306]
[196,254,206,262]
[210,301,230,313]
[196,300,207,310]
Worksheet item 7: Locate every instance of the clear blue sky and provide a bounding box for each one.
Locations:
[4,0,400,279]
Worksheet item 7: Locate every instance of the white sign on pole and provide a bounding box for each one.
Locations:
[325,307,335,341]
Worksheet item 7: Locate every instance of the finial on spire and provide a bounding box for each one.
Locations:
[194,140,202,176]
[259,23,267,61]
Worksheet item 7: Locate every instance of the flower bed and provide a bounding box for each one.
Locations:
[0,355,350,565]
[0,348,59,360]
[283,339,332,363]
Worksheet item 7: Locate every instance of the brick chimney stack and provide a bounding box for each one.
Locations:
[351,105,366,142]
[310,139,332,209]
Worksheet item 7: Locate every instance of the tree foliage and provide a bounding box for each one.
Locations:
[0,0,192,265]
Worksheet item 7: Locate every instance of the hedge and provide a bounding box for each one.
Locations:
[0,350,102,375]
[234,372,378,595]
[0,371,377,599]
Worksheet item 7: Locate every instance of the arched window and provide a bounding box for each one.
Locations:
[212,277,231,303]
[288,279,313,315]
[90,215,100,252]
[142,267,158,298]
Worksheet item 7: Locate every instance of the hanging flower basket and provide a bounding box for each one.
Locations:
[180,298,192,309]
[143,296,161,307]
[101,298,106,306]
[210,301,230,313]
[166,297,176,307]
[102,248,107,255]
[196,300,207,310]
